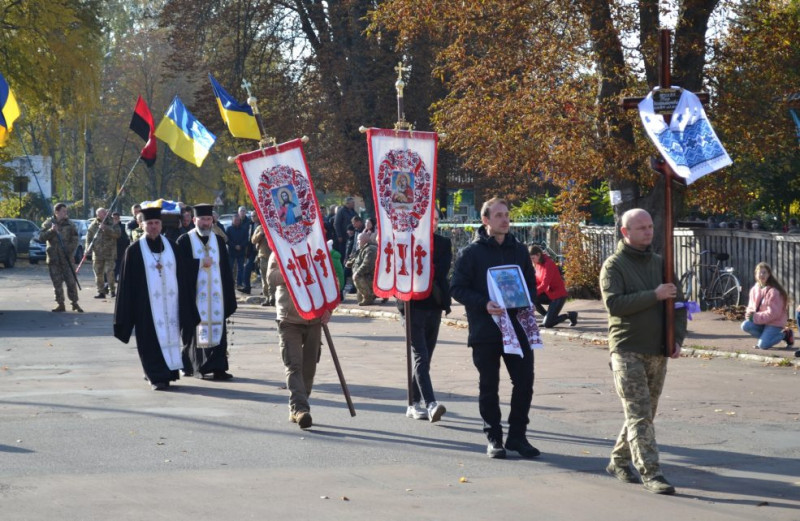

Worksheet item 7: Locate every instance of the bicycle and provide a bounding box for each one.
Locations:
[678,245,741,310]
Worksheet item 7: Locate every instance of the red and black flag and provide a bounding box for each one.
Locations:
[129,96,157,167]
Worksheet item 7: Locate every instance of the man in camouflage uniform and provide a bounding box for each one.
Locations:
[351,232,377,305]
[39,203,82,312]
[86,207,121,298]
[251,223,274,307]
[130,212,145,242]
[600,208,687,495]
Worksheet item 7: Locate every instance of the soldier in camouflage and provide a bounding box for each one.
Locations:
[86,207,121,298]
[251,224,274,306]
[130,213,144,242]
[39,203,83,313]
[351,232,377,305]
[600,208,687,495]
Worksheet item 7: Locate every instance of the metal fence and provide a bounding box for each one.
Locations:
[439,222,800,308]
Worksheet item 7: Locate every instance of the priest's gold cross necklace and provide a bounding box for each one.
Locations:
[150,241,164,274]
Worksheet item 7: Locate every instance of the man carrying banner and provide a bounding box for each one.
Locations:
[268,251,331,429]
[235,137,344,418]
[113,207,197,390]
[450,197,541,459]
[399,209,451,422]
[176,204,238,380]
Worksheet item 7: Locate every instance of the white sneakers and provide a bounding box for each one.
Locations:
[406,402,428,420]
[427,402,446,423]
[406,401,447,423]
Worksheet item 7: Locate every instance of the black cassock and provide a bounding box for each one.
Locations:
[113,237,199,384]
[176,232,238,376]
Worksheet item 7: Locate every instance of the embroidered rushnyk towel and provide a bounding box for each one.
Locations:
[639,87,732,185]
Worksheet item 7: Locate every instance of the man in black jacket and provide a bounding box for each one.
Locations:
[450,197,540,459]
[333,197,356,258]
[398,209,452,423]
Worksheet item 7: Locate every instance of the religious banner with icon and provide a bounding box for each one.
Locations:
[366,128,437,301]
[235,138,339,319]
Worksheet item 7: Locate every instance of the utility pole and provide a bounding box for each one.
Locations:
[82,115,88,218]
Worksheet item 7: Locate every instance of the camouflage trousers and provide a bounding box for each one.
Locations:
[609,350,667,479]
[353,273,375,304]
[48,261,79,305]
[92,257,116,294]
[258,256,274,302]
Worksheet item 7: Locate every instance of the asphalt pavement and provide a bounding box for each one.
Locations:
[1,260,799,520]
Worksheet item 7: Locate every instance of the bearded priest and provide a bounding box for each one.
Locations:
[176,203,238,380]
[114,206,199,390]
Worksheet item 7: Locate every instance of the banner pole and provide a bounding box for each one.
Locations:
[77,157,140,273]
[323,323,356,417]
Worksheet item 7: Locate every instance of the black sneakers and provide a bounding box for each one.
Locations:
[505,437,541,458]
[568,311,578,326]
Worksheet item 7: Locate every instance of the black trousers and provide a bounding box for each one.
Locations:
[471,338,534,442]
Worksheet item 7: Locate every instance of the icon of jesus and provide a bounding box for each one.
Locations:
[274,186,299,225]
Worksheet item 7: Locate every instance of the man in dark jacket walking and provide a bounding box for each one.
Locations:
[450,197,540,459]
[398,209,452,423]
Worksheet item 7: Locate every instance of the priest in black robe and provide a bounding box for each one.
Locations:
[113,207,199,390]
[176,204,238,380]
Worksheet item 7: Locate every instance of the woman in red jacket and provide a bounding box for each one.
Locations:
[529,245,577,328]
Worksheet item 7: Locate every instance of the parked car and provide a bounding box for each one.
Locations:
[218,213,234,230]
[28,237,46,264]
[0,222,17,268]
[0,218,40,256]
[72,219,89,264]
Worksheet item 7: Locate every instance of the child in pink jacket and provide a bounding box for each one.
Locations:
[741,262,793,349]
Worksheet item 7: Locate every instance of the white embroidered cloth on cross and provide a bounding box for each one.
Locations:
[235,138,339,320]
[638,87,732,185]
[366,128,437,301]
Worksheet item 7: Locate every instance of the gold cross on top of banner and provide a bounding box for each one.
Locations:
[394,61,413,132]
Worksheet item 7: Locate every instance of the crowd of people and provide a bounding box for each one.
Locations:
[31,195,800,499]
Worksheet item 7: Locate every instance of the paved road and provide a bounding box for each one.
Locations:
[1,262,799,520]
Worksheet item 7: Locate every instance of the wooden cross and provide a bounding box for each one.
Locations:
[620,29,709,357]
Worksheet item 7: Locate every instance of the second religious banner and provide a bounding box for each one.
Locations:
[366,128,438,301]
[235,138,339,319]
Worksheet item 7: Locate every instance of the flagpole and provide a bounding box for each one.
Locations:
[240,79,276,148]
[394,61,415,406]
[76,157,141,273]
[110,131,132,212]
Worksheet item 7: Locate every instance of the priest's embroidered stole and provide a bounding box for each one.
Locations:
[139,236,182,369]
[189,230,224,348]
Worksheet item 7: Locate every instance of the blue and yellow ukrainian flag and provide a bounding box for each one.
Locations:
[208,74,261,140]
[154,96,216,167]
[0,72,21,147]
